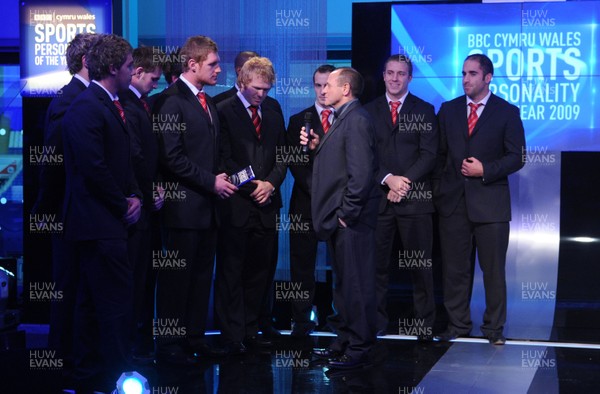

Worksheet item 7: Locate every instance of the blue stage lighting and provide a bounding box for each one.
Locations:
[114,371,150,394]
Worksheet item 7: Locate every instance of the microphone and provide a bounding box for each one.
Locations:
[302,112,313,153]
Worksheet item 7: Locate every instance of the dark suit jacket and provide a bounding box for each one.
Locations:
[62,82,139,241]
[153,78,220,230]
[286,105,325,219]
[311,99,380,240]
[33,77,87,216]
[120,88,159,230]
[365,93,438,215]
[434,93,526,222]
[217,94,287,228]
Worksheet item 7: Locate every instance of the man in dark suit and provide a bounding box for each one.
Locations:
[364,55,438,339]
[62,34,141,390]
[286,64,335,338]
[433,53,526,345]
[215,56,287,354]
[153,35,237,364]
[119,46,163,358]
[302,67,380,369]
[31,32,97,367]
[215,50,284,338]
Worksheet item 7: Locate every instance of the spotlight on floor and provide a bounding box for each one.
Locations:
[114,371,150,394]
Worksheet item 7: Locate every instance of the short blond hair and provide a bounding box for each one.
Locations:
[238,57,275,87]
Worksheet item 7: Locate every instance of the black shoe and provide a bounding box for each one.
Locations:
[487,334,506,346]
[376,329,388,337]
[155,350,199,366]
[261,326,282,338]
[223,341,247,355]
[327,354,367,369]
[434,329,467,342]
[191,342,227,358]
[312,347,342,360]
[291,323,316,338]
[244,335,272,348]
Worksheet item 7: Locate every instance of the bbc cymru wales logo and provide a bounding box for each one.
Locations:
[276,146,309,166]
[274,350,310,368]
[521,282,555,300]
[153,182,186,202]
[522,146,556,166]
[398,318,432,337]
[29,350,63,370]
[276,214,310,233]
[275,282,310,301]
[152,250,187,269]
[153,318,186,338]
[521,349,556,368]
[398,250,432,269]
[29,282,63,302]
[29,214,64,234]
[275,9,309,27]
[397,114,434,133]
[29,145,63,165]
[152,114,187,134]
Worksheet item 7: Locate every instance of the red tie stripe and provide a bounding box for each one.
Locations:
[321,109,332,133]
[197,92,209,114]
[468,102,482,136]
[113,99,126,124]
[140,98,151,116]
[390,101,401,125]
[249,106,261,139]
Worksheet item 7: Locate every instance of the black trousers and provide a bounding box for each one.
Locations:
[216,213,278,343]
[155,227,217,352]
[73,239,132,383]
[289,219,319,328]
[375,208,436,333]
[438,196,509,336]
[327,222,377,360]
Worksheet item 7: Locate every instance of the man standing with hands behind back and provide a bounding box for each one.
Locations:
[62,33,141,390]
[434,53,525,346]
[301,67,380,369]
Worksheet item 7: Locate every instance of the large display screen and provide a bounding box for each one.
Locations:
[391,1,600,151]
[19,0,112,97]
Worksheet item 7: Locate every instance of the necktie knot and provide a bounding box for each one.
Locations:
[390,101,401,125]
[321,109,332,133]
[113,99,126,124]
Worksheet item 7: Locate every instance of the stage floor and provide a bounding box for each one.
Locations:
[1,327,600,393]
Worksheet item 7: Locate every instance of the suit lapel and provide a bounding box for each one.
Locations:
[315,100,359,155]
[470,93,497,138]
[91,84,127,131]
[177,79,213,125]
[232,96,261,141]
